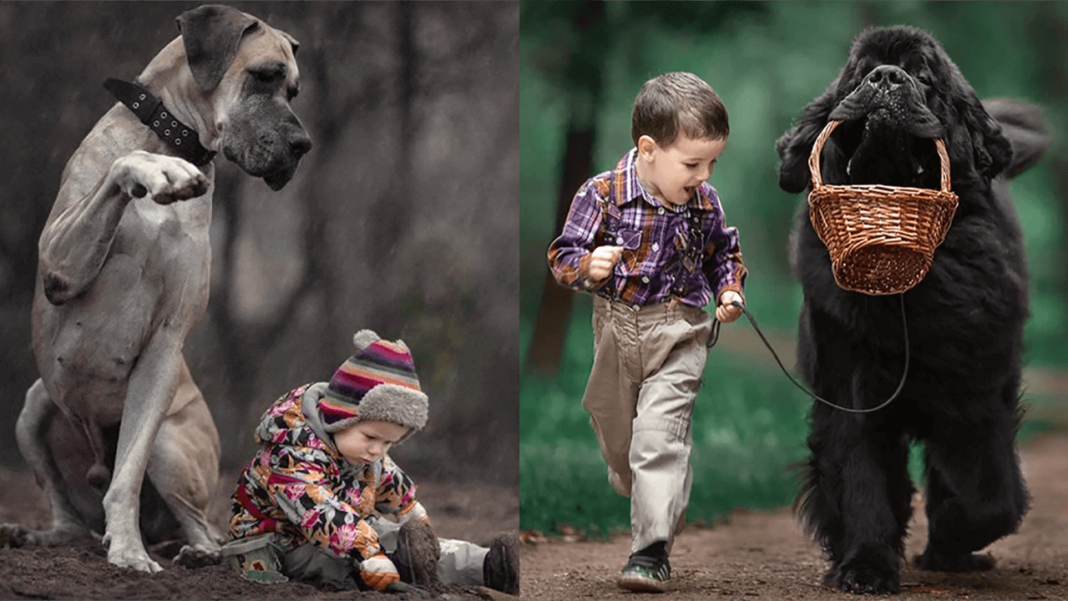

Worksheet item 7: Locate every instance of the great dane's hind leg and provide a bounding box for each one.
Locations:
[0,379,95,548]
[146,358,222,568]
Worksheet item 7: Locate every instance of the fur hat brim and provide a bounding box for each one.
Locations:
[322,383,428,435]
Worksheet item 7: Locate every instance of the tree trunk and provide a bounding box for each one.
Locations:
[524,1,606,376]
[525,120,597,375]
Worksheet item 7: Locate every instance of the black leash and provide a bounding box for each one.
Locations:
[709,295,909,414]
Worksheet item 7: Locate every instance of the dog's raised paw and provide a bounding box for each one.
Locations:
[111,151,208,205]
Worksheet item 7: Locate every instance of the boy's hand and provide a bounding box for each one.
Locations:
[716,290,743,323]
[588,245,624,283]
[360,552,401,591]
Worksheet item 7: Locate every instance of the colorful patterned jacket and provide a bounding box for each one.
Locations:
[229,382,427,560]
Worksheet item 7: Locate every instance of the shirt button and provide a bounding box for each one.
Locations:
[657,207,665,215]
[642,276,650,284]
[652,242,660,252]
[616,236,623,244]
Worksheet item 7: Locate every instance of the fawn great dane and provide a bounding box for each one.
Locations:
[0,4,312,572]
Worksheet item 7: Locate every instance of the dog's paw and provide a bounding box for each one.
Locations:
[103,532,163,573]
[0,523,29,548]
[174,544,221,569]
[825,548,901,595]
[914,548,996,572]
[111,151,209,205]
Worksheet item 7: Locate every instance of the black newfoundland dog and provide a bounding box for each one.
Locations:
[776,26,1050,594]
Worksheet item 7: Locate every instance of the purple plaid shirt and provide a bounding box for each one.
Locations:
[547,149,746,308]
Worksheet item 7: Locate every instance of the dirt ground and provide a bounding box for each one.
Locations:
[0,469,518,600]
[521,433,1068,600]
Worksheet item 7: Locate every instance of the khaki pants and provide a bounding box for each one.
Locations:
[583,296,712,554]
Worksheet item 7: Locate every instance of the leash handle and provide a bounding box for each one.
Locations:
[710,297,909,414]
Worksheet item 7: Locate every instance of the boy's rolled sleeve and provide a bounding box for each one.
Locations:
[546,179,607,292]
[703,212,747,306]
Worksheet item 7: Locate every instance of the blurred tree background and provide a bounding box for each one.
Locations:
[0,1,518,492]
[521,1,1068,536]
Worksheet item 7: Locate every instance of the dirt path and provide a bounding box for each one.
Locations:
[0,470,518,600]
[521,433,1068,600]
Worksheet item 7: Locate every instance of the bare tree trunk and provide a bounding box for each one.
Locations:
[368,2,416,284]
[525,122,597,374]
[524,1,606,376]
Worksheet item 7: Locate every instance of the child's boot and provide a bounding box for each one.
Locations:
[220,533,290,584]
[483,531,520,595]
[393,519,442,589]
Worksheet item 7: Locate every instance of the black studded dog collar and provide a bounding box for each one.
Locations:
[103,78,216,167]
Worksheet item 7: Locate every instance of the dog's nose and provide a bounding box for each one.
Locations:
[290,130,313,157]
[865,65,908,90]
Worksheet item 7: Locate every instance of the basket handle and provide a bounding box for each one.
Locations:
[808,120,951,193]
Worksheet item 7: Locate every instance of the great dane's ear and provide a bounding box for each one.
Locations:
[777,80,842,194]
[281,31,300,57]
[176,5,259,91]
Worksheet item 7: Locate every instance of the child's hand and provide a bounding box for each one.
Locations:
[588,245,624,283]
[360,552,401,591]
[716,290,743,323]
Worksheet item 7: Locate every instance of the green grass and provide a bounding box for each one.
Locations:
[520,303,1060,537]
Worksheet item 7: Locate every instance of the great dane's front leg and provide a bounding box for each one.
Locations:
[147,358,223,567]
[39,151,208,305]
[102,328,185,573]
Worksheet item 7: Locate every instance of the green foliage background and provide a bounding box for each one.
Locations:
[520,1,1068,536]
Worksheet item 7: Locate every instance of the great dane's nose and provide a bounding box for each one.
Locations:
[865,65,909,90]
[290,129,313,158]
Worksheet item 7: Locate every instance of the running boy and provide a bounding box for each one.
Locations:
[547,72,747,592]
[225,329,519,594]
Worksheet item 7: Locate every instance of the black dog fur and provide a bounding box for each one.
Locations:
[776,26,1051,595]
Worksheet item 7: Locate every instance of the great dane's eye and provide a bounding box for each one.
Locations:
[249,62,287,85]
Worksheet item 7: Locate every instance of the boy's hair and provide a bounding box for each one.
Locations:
[631,72,729,147]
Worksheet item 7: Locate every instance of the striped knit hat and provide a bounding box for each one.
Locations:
[319,329,428,435]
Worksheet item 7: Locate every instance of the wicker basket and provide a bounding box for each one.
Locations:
[807,120,959,295]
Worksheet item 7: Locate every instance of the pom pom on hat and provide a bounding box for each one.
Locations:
[320,329,429,435]
[352,329,382,352]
